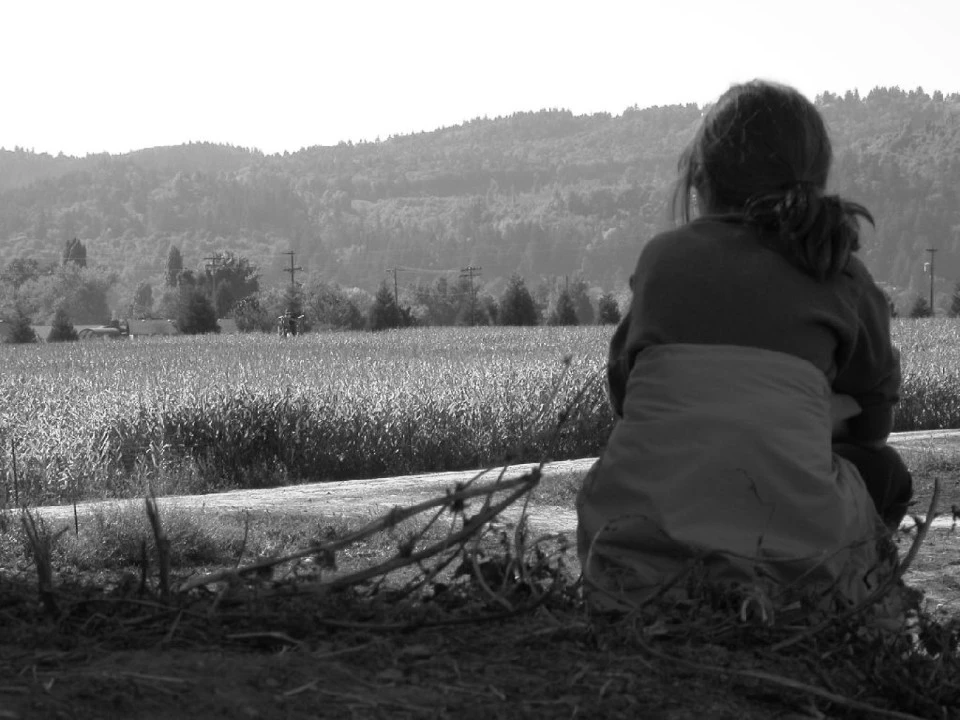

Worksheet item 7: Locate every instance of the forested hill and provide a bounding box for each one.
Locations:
[2,86,959,306]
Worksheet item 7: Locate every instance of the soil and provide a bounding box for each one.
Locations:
[2,432,959,719]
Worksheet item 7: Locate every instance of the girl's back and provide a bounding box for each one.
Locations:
[578,79,911,617]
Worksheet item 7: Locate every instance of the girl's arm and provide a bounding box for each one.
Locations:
[833,276,900,446]
[830,393,886,449]
[830,393,861,439]
[606,311,631,419]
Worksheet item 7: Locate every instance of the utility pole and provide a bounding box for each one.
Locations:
[459,266,482,326]
[386,267,404,306]
[282,251,303,292]
[927,248,937,315]
[203,254,226,317]
[281,251,303,336]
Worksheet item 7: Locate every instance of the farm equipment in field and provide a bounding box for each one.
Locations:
[78,321,130,341]
[277,312,305,337]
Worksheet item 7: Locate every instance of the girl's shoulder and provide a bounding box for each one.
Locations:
[641,217,745,255]
[840,254,879,288]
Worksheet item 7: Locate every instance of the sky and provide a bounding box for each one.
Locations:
[1,0,957,157]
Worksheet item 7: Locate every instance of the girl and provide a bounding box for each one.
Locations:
[577,80,912,611]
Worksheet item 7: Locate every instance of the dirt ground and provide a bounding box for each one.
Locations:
[3,431,959,719]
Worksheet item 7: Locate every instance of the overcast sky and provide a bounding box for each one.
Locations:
[1,0,956,157]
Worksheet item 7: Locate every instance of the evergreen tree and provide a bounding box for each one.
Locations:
[908,294,933,319]
[569,277,595,324]
[949,282,960,318]
[165,246,184,288]
[61,238,87,268]
[132,282,153,318]
[176,288,220,334]
[597,292,622,324]
[367,281,404,330]
[499,275,540,326]
[548,287,579,326]
[3,303,37,344]
[47,305,78,342]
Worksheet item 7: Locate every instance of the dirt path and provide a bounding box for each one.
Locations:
[34,431,960,616]
[36,429,960,534]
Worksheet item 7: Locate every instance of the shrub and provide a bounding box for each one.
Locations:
[48,306,79,343]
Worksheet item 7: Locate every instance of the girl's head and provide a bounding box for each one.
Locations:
[674,80,873,281]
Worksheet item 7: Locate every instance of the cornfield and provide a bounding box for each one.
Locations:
[1,320,957,506]
[0,327,611,505]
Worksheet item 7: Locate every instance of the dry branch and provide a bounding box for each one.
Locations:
[179,470,540,593]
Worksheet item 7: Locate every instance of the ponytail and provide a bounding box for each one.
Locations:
[744,185,874,281]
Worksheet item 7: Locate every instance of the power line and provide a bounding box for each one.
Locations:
[388,265,461,275]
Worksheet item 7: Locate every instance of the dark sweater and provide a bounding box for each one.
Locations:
[608,217,901,444]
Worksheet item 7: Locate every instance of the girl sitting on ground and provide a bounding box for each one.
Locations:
[577,80,913,612]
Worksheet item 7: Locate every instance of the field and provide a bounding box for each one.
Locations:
[0,327,610,506]
[2,321,960,718]
[2,320,960,507]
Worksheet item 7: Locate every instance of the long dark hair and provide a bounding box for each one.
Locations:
[672,80,874,281]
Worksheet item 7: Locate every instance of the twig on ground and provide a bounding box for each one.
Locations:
[179,471,538,592]
[314,473,539,592]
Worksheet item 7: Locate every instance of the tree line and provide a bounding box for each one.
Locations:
[2,86,960,315]
[0,240,623,341]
